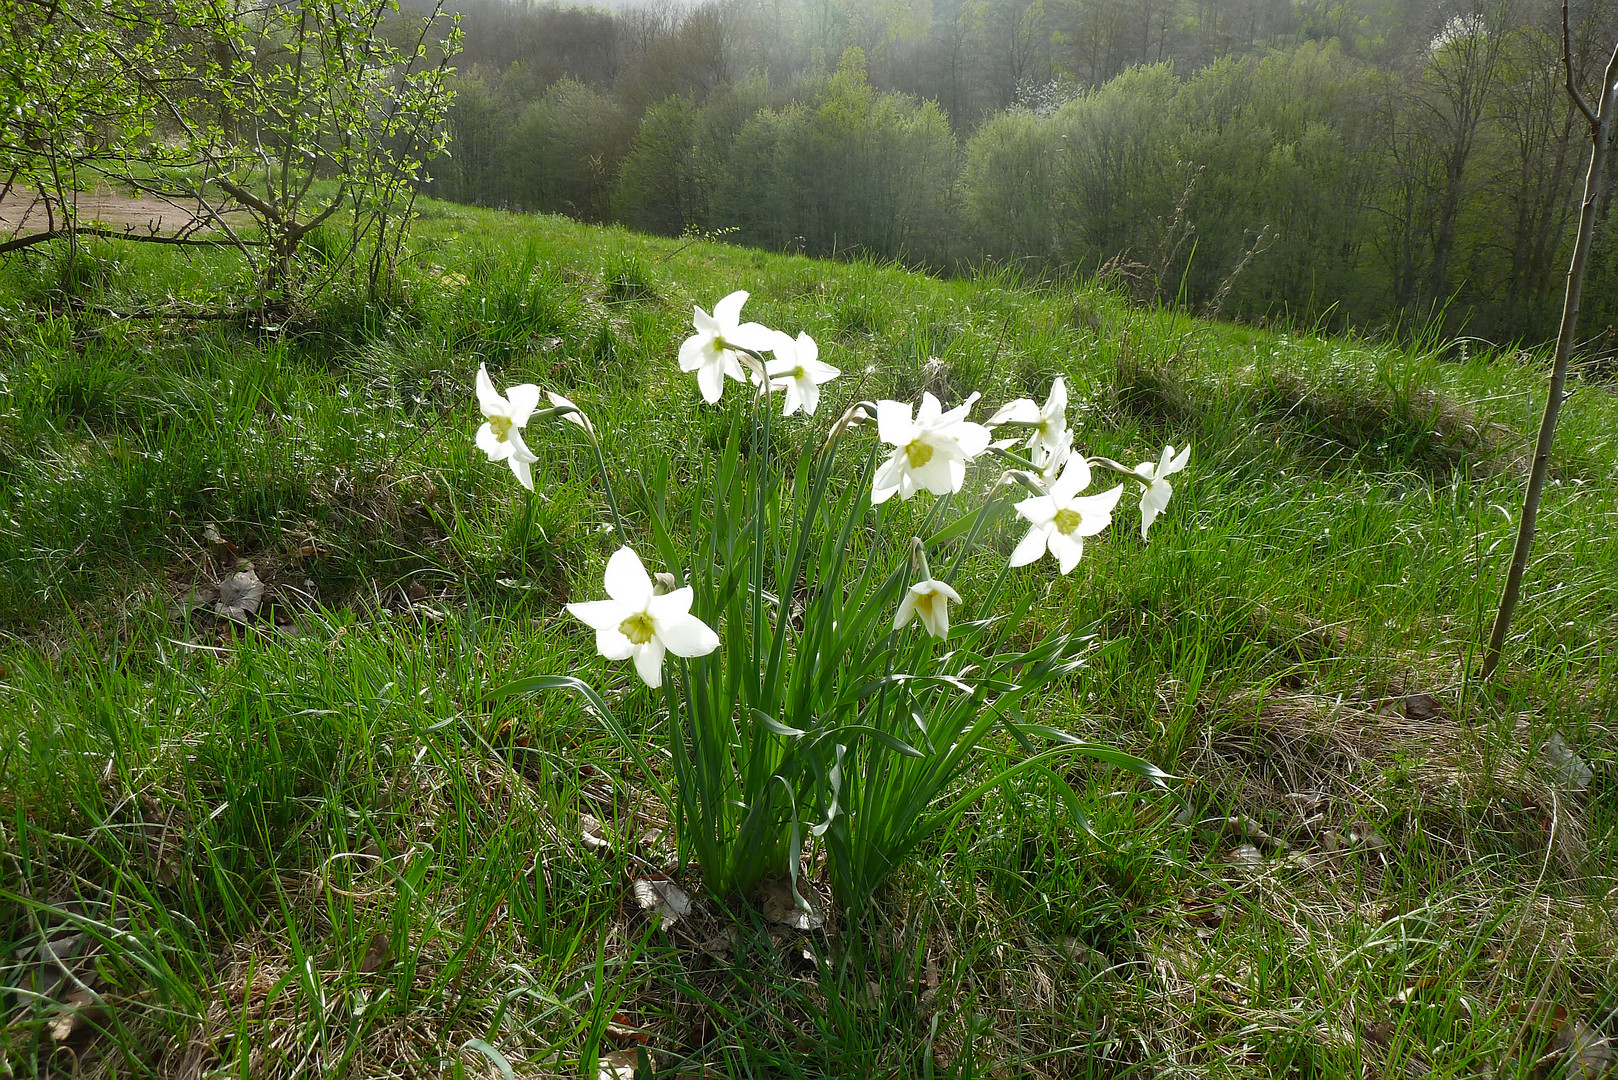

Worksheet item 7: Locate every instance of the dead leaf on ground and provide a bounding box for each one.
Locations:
[1552,1017,1615,1080]
[357,931,392,974]
[1401,693,1443,721]
[212,565,264,623]
[632,876,691,930]
[755,877,824,930]
[1539,732,1593,793]
[1200,814,1286,850]
[1506,1001,1615,1080]
[598,1048,647,1080]
[580,813,613,855]
[1347,817,1390,853]
[16,930,95,1002]
[605,1013,651,1047]
[1228,843,1264,867]
[699,926,738,960]
[202,523,239,563]
[48,988,102,1045]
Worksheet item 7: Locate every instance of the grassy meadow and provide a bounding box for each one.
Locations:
[1,202,1616,1079]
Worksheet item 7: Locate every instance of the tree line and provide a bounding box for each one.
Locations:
[423,0,1618,343]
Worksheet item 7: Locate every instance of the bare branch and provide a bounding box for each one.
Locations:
[1562,2,1597,127]
[0,227,265,256]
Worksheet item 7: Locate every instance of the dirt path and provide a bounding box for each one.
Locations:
[0,189,239,237]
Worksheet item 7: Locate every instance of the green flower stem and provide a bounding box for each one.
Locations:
[518,486,538,576]
[584,430,628,547]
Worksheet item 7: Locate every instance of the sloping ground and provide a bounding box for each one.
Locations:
[0,204,1614,1079]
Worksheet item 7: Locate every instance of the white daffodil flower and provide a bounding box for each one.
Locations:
[1134,444,1191,540]
[893,575,962,639]
[566,546,720,689]
[1009,455,1124,574]
[679,290,775,404]
[546,390,595,437]
[871,392,992,504]
[763,330,840,416]
[475,363,541,490]
[986,377,1070,460]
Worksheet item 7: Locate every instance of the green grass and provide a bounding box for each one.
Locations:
[1,204,1615,1079]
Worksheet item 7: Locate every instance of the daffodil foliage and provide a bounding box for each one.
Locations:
[491,292,1183,910]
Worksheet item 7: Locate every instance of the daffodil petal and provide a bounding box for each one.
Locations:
[1140,495,1161,540]
[1013,494,1056,525]
[1043,377,1067,421]
[475,423,506,459]
[697,359,726,403]
[654,611,720,657]
[892,590,919,631]
[780,380,804,416]
[713,290,749,328]
[1009,522,1051,566]
[505,383,541,426]
[953,421,991,458]
[476,364,505,416]
[632,640,667,688]
[647,586,694,618]
[595,626,634,661]
[728,321,774,351]
[1072,484,1125,536]
[874,400,915,446]
[507,427,538,463]
[1050,455,1092,501]
[797,380,817,416]
[567,599,628,632]
[678,333,709,371]
[987,399,1037,426]
[509,456,534,490]
[1143,478,1173,514]
[872,451,910,499]
[603,547,654,608]
[1051,531,1085,574]
[794,332,818,363]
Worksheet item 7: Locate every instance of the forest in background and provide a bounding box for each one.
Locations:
[416,0,1618,343]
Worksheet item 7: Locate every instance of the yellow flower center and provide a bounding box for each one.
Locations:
[791,365,805,379]
[712,335,729,354]
[905,439,934,469]
[1054,508,1083,535]
[619,612,655,645]
[488,414,512,442]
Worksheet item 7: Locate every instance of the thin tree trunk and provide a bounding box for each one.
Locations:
[1481,17,1618,680]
